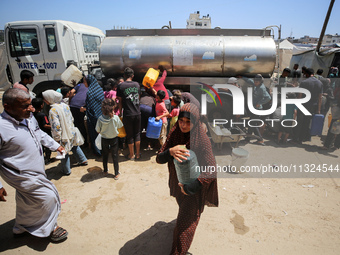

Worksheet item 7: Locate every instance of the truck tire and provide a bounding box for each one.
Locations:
[32,80,62,98]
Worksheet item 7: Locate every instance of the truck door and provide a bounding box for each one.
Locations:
[6,24,47,91]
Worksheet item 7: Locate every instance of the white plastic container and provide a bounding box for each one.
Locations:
[56,150,66,159]
[61,65,83,87]
[231,148,249,172]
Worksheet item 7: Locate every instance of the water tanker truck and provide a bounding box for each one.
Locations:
[3,20,277,92]
[3,20,277,120]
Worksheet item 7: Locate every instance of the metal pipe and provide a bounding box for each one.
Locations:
[316,0,335,53]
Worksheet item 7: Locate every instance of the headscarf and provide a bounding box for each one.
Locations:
[42,89,62,105]
[85,75,104,122]
[13,83,29,93]
[42,89,74,149]
[157,103,218,211]
[181,92,200,109]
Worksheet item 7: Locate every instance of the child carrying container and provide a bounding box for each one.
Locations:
[155,90,169,146]
[96,98,123,179]
[168,95,181,131]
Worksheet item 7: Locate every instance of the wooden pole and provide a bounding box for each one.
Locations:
[316,0,335,53]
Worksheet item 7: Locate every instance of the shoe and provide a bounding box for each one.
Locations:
[77,161,88,166]
[114,173,120,180]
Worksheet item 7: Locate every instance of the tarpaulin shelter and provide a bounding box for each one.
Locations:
[290,46,340,76]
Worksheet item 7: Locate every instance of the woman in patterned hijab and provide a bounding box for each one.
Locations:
[85,75,104,156]
[43,90,88,175]
[156,103,218,254]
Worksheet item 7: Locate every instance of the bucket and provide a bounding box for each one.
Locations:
[231,148,249,171]
[142,68,159,88]
[61,65,83,87]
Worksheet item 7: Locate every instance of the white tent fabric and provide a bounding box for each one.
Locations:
[279,39,295,50]
[277,40,295,73]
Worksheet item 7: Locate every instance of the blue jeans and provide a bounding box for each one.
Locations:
[87,117,101,156]
[60,146,87,175]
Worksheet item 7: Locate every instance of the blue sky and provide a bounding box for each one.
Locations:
[0,0,339,39]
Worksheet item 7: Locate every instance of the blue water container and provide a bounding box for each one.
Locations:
[310,114,324,136]
[173,149,200,185]
[146,117,163,139]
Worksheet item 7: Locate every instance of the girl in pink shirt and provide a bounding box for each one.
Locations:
[155,90,169,146]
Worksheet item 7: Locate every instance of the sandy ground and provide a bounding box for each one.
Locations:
[1,129,340,255]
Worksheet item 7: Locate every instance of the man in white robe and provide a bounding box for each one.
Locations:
[0,88,68,242]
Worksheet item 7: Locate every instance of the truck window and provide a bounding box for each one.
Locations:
[9,28,39,57]
[82,34,101,53]
[45,28,57,52]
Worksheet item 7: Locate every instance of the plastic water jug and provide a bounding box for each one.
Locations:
[118,117,126,138]
[146,117,162,139]
[61,65,83,87]
[310,114,324,136]
[142,68,159,88]
[173,148,200,185]
[328,114,332,128]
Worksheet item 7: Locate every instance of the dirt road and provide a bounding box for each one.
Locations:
[1,135,340,254]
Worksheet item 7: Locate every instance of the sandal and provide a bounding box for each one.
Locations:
[50,226,68,242]
[253,141,266,146]
[135,153,141,160]
[125,154,135,160]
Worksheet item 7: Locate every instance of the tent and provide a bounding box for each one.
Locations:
[277,39,295,73]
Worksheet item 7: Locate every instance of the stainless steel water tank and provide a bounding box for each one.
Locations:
[99,30,276,82]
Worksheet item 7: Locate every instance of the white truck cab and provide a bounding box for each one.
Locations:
[4,20,105,95]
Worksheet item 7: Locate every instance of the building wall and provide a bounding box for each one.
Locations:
[186,11,211,29]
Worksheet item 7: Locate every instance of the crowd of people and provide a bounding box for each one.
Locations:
[0,65,219,253]
[271,64,340,149]
[1,63,339,253]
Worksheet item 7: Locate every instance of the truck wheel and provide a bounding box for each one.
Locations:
[32,81,62,98]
